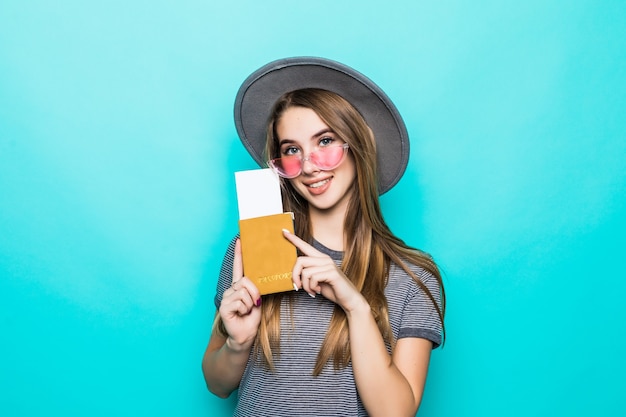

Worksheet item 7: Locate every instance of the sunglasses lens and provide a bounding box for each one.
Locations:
[270,144,348,178]
[271,156,301,178]
[311,146,346,169]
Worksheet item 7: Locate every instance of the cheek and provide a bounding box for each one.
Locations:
[287,179,307,197]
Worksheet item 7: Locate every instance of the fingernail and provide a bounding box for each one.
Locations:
[282,228,290,234]
[293,283,299,292]
[308,292,316,298]
[256,298,262,307]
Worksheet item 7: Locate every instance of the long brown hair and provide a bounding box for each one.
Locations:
[226,88,445,375]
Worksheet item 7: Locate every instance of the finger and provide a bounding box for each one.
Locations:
[301,265,328,295]
[282,229,324,257]
[227,276,262,308]
[232,239,243,285]
[298,265,322,298]
[292,255,334,285]
[238,278,262,306]
[223,297,253,317]
[235,290,255,315]
[291,258,305,292]
[300,273,317,297]
[223,287,255,315]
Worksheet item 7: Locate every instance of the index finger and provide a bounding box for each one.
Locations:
[232,238,244,284]
[282,229,324,257]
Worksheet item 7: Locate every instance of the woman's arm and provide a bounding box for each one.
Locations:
[201,239,262,398]
[347,297,432,416]
[282,230,433,416]
[201,314,255,398]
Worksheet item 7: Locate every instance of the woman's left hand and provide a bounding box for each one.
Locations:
[282,229,365,313]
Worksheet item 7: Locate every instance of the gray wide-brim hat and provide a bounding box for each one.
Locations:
[234,56,409,195]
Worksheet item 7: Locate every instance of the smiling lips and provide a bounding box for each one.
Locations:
[304,177,332,194]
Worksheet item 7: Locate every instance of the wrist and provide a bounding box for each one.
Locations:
[225,335,254,354]
[344,294,371,318]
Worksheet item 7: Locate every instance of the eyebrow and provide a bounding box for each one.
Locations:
[278,128,335,145]
[312,128,334,138]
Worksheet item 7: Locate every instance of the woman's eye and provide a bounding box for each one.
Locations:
[282,146,300,156]
[319,136,335,146]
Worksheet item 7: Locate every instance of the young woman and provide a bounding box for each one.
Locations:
[202,58,445,417]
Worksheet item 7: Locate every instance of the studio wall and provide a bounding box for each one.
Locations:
[1,1,624,416]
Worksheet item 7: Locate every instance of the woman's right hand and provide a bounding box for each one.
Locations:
[218,239,262,352]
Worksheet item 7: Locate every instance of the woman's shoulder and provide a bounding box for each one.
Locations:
[385,252,441,303]
[388,254,437,285]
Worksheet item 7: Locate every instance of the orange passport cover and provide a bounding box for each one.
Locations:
[238,212,297,295]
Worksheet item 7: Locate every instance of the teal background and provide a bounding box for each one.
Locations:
[1,1,625,416]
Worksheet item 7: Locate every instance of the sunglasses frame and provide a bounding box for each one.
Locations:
[268,143,350,179]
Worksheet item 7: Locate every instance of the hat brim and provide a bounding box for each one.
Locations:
[234,57,409,195]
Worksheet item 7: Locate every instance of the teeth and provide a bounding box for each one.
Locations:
[309,179,329,188]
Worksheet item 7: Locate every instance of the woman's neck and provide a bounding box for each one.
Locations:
[308,205,346,252]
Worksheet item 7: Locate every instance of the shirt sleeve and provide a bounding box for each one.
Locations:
[396,265,443,348]
[213,235,239,310]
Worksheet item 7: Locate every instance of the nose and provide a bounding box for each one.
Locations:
[300,155,320,175]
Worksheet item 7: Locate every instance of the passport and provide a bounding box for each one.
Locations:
[238,212,297,295]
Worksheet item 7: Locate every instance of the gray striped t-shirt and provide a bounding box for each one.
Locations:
[214,237,442,417]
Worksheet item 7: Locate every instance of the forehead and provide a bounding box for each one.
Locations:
[276,107,329,141]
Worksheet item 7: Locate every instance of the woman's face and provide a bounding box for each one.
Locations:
[275,106,356,214]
